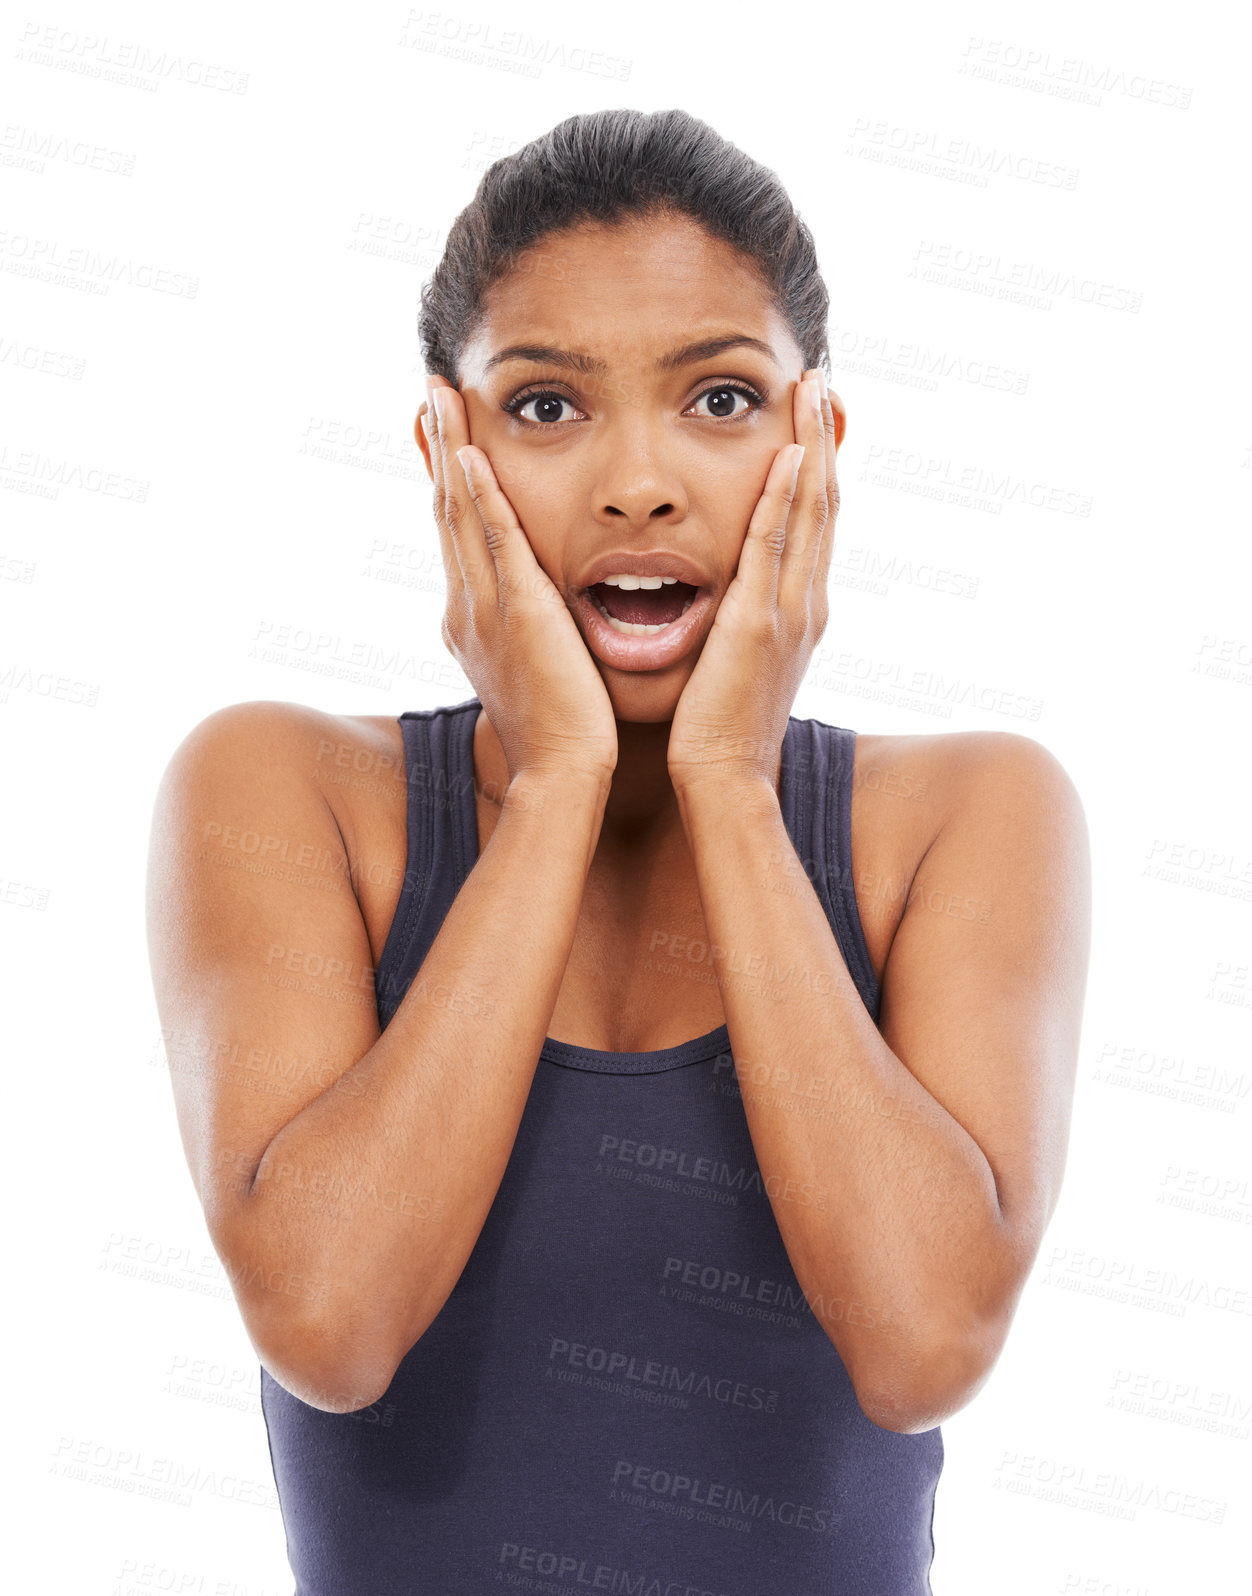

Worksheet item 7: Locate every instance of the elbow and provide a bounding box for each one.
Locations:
[255,1314,400,1414]
[854,1319,1007,1435]
[853,1244,1031,1433]
[225,1248,403,1414]
[212,1214,409,1414]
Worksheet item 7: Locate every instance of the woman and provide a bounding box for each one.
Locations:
[146,109,1091,1593]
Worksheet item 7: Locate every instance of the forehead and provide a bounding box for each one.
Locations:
[461,212,798,375]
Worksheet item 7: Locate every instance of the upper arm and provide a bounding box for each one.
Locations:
[144,701,383,1257]
[876,731,1091,1296]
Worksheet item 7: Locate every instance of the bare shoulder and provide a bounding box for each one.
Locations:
[154,701,406,844]
[151,703,411,954]
[847,727,1087,983]
[854,724,1083,820]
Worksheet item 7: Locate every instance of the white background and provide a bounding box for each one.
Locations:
[3,1,1250,1591]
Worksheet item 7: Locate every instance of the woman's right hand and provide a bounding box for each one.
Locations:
[421,377,619,788]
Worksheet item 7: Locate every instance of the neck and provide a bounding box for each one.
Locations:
[600,718,682,845]
[473,707,681,849]
[473,706,782,856]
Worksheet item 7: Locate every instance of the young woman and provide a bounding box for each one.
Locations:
[146,109,1091,1594]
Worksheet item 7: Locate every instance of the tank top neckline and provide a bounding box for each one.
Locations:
[449,697,805,1075]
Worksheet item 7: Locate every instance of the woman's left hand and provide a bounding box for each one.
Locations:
[667,367,842,797]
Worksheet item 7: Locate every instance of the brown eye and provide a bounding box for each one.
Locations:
[504,389,585,425]
[686,384,761,420]
[520,394,574,424]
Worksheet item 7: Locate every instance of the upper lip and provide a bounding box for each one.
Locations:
[575,551,712,591]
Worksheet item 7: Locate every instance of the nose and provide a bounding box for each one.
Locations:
[591,418,688,528]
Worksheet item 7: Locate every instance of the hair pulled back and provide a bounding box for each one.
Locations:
[418,107,829,384]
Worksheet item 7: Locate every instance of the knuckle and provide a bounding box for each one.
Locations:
[763,523,789,558]
[481,519,509,554]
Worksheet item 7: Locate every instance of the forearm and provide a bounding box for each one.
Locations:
[231,768,609,1407]
[675,777,1010,1423]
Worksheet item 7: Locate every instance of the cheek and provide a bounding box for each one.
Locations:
[690,451,773,550]
[487,445,575,572]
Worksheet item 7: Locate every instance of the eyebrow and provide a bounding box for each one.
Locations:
[482,333,782,377]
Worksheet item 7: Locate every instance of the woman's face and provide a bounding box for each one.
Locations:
[449,211,843,722]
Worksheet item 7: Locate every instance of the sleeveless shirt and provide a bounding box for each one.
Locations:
[260,696,943,1594]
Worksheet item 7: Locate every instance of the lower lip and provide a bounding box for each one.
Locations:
[574,586,716,672]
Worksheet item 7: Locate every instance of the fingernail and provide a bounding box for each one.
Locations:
[455,446,475,485]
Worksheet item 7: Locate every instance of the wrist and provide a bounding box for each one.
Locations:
[505,765,613,815]
[672,768,781,821]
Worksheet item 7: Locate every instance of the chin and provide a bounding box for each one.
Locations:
[602,666,690,725]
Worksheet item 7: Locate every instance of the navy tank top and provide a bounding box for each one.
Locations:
[260,696,942,1593]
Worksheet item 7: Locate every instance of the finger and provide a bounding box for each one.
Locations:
[454,445,552,612]
[432,378,498,604]
[779,371,829,608]
[421,380,464,591]
[814,373,842,594]
[739,441,805,612]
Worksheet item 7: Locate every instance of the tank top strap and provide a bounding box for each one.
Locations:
[374,697,480,1029]
[374,701,881,1031]
[781,714,882,1023]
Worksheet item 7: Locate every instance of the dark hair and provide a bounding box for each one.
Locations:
[418,108,829,385]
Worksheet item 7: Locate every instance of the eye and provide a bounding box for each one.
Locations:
[685,383,764,421]
[503,388,584,426]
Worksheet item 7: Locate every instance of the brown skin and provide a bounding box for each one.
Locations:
[146,210,1089,1432]
[414,211,847,848]
[413,212,1090,1429]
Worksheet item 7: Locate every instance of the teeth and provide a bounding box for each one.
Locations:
[602,574,677,588]
[589,592,696,636]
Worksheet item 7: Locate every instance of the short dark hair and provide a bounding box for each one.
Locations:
[418,107,829,385]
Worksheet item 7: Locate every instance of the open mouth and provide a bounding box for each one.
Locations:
[584,579,699,636]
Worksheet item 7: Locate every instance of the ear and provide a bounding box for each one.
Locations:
[827,385,848,451]
[414,402,434,481]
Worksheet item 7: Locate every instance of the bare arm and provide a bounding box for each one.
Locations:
[146,701,608,1413]
[674,731,1091,1432]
